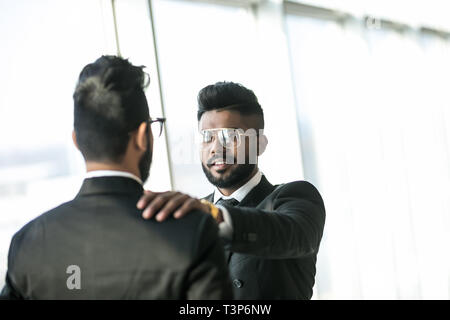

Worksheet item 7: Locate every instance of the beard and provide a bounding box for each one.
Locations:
[202,162,256,189]
[139,139,152,184]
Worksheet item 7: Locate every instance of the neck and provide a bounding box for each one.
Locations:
[218,166,258,196]
[85,161,141,179]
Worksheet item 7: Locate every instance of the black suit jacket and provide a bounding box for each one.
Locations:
[205,175,325,299]
[1,176,232,300]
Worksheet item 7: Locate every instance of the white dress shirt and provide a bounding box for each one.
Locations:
[214,170,262,239]
[85,170,143,185]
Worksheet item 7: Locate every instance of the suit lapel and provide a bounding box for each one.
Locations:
[238,175,276,208]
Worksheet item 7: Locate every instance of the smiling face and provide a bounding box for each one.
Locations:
[199,109,266,193]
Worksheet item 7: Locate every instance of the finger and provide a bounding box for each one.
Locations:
[142,192,176,219]
[137,190,159,209]
[156,194,190,222]
[173,198,199,219]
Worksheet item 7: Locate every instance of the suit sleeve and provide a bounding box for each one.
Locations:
[0,218,45,300]
[225,181,326,259]
[186,214,233,300]
[0,233,26,300]
[0,272,23,300]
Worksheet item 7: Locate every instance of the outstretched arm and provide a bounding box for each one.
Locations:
[223,181,325,259]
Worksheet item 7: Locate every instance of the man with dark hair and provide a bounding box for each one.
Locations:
[137,81,326,299]
[0,56,232,299]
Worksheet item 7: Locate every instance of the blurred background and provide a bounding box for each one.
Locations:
[0,0,449,299]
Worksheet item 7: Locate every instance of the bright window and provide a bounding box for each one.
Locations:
[0,0,117,287]
[286,9,450,299]
[151,0,260,197]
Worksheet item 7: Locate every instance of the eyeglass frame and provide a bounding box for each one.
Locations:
[146,117,166,137]
[199,127,260,149]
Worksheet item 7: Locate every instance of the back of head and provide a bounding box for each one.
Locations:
[73,55,150,163]
[197,81,264,129]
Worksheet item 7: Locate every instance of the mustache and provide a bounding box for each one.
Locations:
[207,155,224,166]
[206,154,236,166]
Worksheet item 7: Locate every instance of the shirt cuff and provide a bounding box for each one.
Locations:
[215,205,233,240]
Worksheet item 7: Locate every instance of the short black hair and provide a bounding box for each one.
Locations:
[197,81,264,129]
[73,55,150,162]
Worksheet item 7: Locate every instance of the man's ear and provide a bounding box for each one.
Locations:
[135,121,150,152]
[257,134,268,156]
[72,130,80,150]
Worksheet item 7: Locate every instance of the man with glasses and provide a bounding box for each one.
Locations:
[137,81,326,299]
[0,56,232,299]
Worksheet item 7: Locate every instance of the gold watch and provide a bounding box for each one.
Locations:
[200,199,220,220]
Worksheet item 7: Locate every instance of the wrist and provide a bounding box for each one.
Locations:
[199,199,223,223]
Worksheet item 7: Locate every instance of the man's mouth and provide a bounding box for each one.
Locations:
[208,158,232,172]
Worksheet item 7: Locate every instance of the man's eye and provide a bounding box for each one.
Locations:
[203,132,213,143]
[226,132,239,142]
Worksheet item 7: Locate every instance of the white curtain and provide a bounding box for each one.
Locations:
[286,13,450,299]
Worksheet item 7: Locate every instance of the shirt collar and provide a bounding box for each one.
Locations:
[85,170,143,185]
[213,170,262,204]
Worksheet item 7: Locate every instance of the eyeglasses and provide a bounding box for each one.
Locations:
[147,117,166,138]
[199,128,258,149]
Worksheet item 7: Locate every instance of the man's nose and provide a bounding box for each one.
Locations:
[209,137,225,156]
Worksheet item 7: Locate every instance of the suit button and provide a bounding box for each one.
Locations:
[233,279,243,288]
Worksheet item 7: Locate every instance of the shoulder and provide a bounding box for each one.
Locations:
[154,210,219,260]
[172,209,218,240]
[262,180,326,220]
[155,209,218,241]
[186,210,219,245]
[274,180,322,198]
[9,201,73,254]
[268,180,325,212]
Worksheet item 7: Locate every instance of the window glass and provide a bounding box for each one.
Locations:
[0,0,116,287]
[286,12,450,299]
[152,0,259,196]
